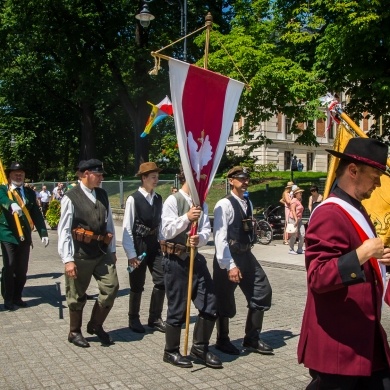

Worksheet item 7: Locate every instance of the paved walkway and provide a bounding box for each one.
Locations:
[0,226,388,390]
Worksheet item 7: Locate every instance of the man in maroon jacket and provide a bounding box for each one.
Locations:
[298,137,390,389]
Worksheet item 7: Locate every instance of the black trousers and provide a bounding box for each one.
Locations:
[307,368,390,390]
[1,240,31,301]
[129,252,165,293]
[163,253,217,327]
[213,250,272,317]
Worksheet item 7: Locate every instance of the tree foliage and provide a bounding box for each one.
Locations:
[0,0,389,180]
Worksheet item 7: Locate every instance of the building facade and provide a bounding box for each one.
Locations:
[227,109,375,173]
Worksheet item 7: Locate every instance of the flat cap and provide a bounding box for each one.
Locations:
[78,159,105,173]
[227,166,250,178]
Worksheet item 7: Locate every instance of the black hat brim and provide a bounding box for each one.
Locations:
[326,149,390,176]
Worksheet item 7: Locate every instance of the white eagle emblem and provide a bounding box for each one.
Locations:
[187,130,213,181]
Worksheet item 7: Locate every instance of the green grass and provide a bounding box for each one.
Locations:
[106,171,328,212]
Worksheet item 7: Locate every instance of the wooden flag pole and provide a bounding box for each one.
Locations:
[338,110,390,168]
[183,12,214,358]
[183,221,198,356]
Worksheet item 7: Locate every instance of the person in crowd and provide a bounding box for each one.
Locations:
[33,186,41,207]
[298,137,390,389]
[288,187,305,255]
[308,185,323,214]
[52,182,64,201]
[291,155,298,171]
[39,185,51,217]
[0,162,49,310]
[122,162,166,334]
[161,171,222,369]
[298,159,304,172]
[280,181,294,245]
[58,159,119,348]
[213,166,273,356]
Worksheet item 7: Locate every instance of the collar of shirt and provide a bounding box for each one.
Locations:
[80,181,96,203]
[230,191,248,213]
[138,187,156,205]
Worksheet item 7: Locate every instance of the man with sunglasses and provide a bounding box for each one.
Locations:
[212,166,273,356]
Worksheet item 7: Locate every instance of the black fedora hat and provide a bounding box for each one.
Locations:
[326,138,389,175]
[5,161,25,176]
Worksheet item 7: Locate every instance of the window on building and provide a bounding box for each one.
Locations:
[307,152,314,171]
[284,151,292,171]
[285,117,292,134]
[316,118,325,137]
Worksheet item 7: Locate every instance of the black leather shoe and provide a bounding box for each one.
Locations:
[243,338,274,355]
[148,318,166,333]
[87,323,113,345]
[215,339,240,355]
[13,299,27,308]
[163,351,193,368]
[4,301,15,311]
[129,317,145,333]
[68,332,90,348]
[190,346,223,369]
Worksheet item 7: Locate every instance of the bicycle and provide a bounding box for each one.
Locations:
[253,207,273,245]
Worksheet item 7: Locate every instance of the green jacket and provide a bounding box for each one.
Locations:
[0,184,48,245]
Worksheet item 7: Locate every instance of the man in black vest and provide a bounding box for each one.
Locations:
[122,162,166,333]
[58,159,119,348]
[160,174,222,369]
[213,166,273,356]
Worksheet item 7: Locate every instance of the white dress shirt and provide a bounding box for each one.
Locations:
[161,189,211,247]
[213,191,253,270]
[122,187,160,260]
[58,182,116,264]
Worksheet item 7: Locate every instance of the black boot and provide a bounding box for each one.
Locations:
[163,324,193,368]
[68,309,90,348]
[147,287,166,333]
[190,316,223,369]
[242,309,273,355]
[128,291,145,333]
[215,317,240,355]
[87,300,114,345]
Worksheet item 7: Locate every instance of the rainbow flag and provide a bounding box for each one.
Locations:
[140,96,173,137]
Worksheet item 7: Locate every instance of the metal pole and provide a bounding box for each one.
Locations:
[55,281,64,319]
[183,0,187,61]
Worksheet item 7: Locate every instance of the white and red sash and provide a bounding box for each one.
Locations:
[312,197,387,293]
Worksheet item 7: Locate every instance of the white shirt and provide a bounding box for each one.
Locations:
[122,187,160,260]
[40,190,51,203]
[57,182,116,264]
[213,191,253,270]
[10,184,26,203]
[161,189,211,247]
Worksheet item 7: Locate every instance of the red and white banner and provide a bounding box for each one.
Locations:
[169,58,244,206]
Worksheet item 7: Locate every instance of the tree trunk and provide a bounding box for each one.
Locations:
[79,102,97,160]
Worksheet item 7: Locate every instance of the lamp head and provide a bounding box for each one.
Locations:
[135,3,155,28]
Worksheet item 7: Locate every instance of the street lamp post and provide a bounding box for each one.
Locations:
[167,0,187,61]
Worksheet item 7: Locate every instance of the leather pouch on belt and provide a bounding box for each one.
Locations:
[72,228,86,242]
[174,243,187,256]
[160,241,167,253]
[83,230,93,243]
[166,242,175,255]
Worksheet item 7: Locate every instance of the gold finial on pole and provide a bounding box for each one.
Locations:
[204,12,213,70]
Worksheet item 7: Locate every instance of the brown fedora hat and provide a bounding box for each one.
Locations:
[136,162,162,176]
